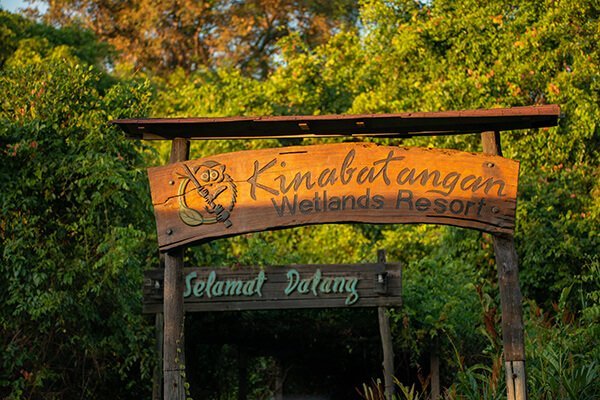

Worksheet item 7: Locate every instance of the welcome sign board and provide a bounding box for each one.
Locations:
[147,143,519,250]
[143,263,402,313]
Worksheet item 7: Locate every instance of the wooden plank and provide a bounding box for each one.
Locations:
[163,240,186,400]
[377,250,395,400]
[378,307,395,399]
[147,285,403,301]
[510,361,527,400]
[163,138,189,400]
[143,263,402,313]
[505,361,527,400]
[144,297,403,313]
[113,105,560,140]
[481,131,503,157]
[152,313,163,400]
[153,234,166,400]
[482,131,527,400]
[147,143,520,250]
[482,132,525,361]
[492,234,525,361]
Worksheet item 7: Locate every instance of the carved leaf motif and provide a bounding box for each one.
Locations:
[179,207,204,226]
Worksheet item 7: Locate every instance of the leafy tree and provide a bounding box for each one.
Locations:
[147,0,599,308]
[0,10,113,70]
[145,0,598,395]
[0,22,156,398]
[41,0,359,76]
[2,0,598,397]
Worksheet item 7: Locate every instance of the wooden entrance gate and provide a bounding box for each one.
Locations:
[114,104,560,400]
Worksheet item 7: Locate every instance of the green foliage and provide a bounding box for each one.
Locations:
[529,346,598,400]
[146,0,599,307]
[448,363,505,400]
[0,10,113,70]
[142,1,598,395]
[392,232,487,358]
[358,377,425,400]
[0,24,155,398]
[442,293,600,400]
[526,258,600,400]
[359,275,600,399]
[1,0,598,397]
[445,334,505,400]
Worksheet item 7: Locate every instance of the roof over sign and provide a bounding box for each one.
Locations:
[112,104,560,140]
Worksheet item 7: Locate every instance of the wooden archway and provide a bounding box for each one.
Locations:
[115,104,560,400]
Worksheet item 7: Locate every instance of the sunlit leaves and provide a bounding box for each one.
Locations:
[0,32,155,398]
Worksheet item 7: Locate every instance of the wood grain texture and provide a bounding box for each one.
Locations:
[493,234,525,361]
[143,263,402,313]
[482,132,525,362]
[152,313,163,400]
[163,138,189,400]
[377,250,395,400]
[482,131,527,400]
[505,361,527,400]
[148,143,520,250]
[113,104,560,140]
[379,307,395,400]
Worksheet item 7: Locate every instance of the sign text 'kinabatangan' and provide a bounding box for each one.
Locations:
[148,143,519,250]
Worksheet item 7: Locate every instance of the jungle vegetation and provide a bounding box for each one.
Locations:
[0,0,598,398]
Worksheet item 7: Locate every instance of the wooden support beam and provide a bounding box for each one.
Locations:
[169,137,190,163]
[152,252,166,400]
[163,248,186,400]
[152,312,164,400]
[481,131,527,400]
[113,104,560,140]
[377,250,395,400]
[481,131,503,157]
[163,138,190,400]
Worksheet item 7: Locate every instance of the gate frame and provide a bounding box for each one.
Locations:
[114,104,561,400]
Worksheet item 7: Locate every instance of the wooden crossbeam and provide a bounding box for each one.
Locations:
[113,105,559,140]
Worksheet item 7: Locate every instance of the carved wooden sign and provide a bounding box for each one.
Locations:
[148,143,519,250]
[143,263,402,313]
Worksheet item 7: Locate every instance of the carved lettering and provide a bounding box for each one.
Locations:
[284,268,360,305]
[247,159,279,200]
[148,143,519,249]
[184,270,267,299]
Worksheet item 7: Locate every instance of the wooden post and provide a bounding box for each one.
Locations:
[163,138,190,400]
[152,252,166,400]
[152,312,164,400]
[377,249,395,399]
[481,131,527,400]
